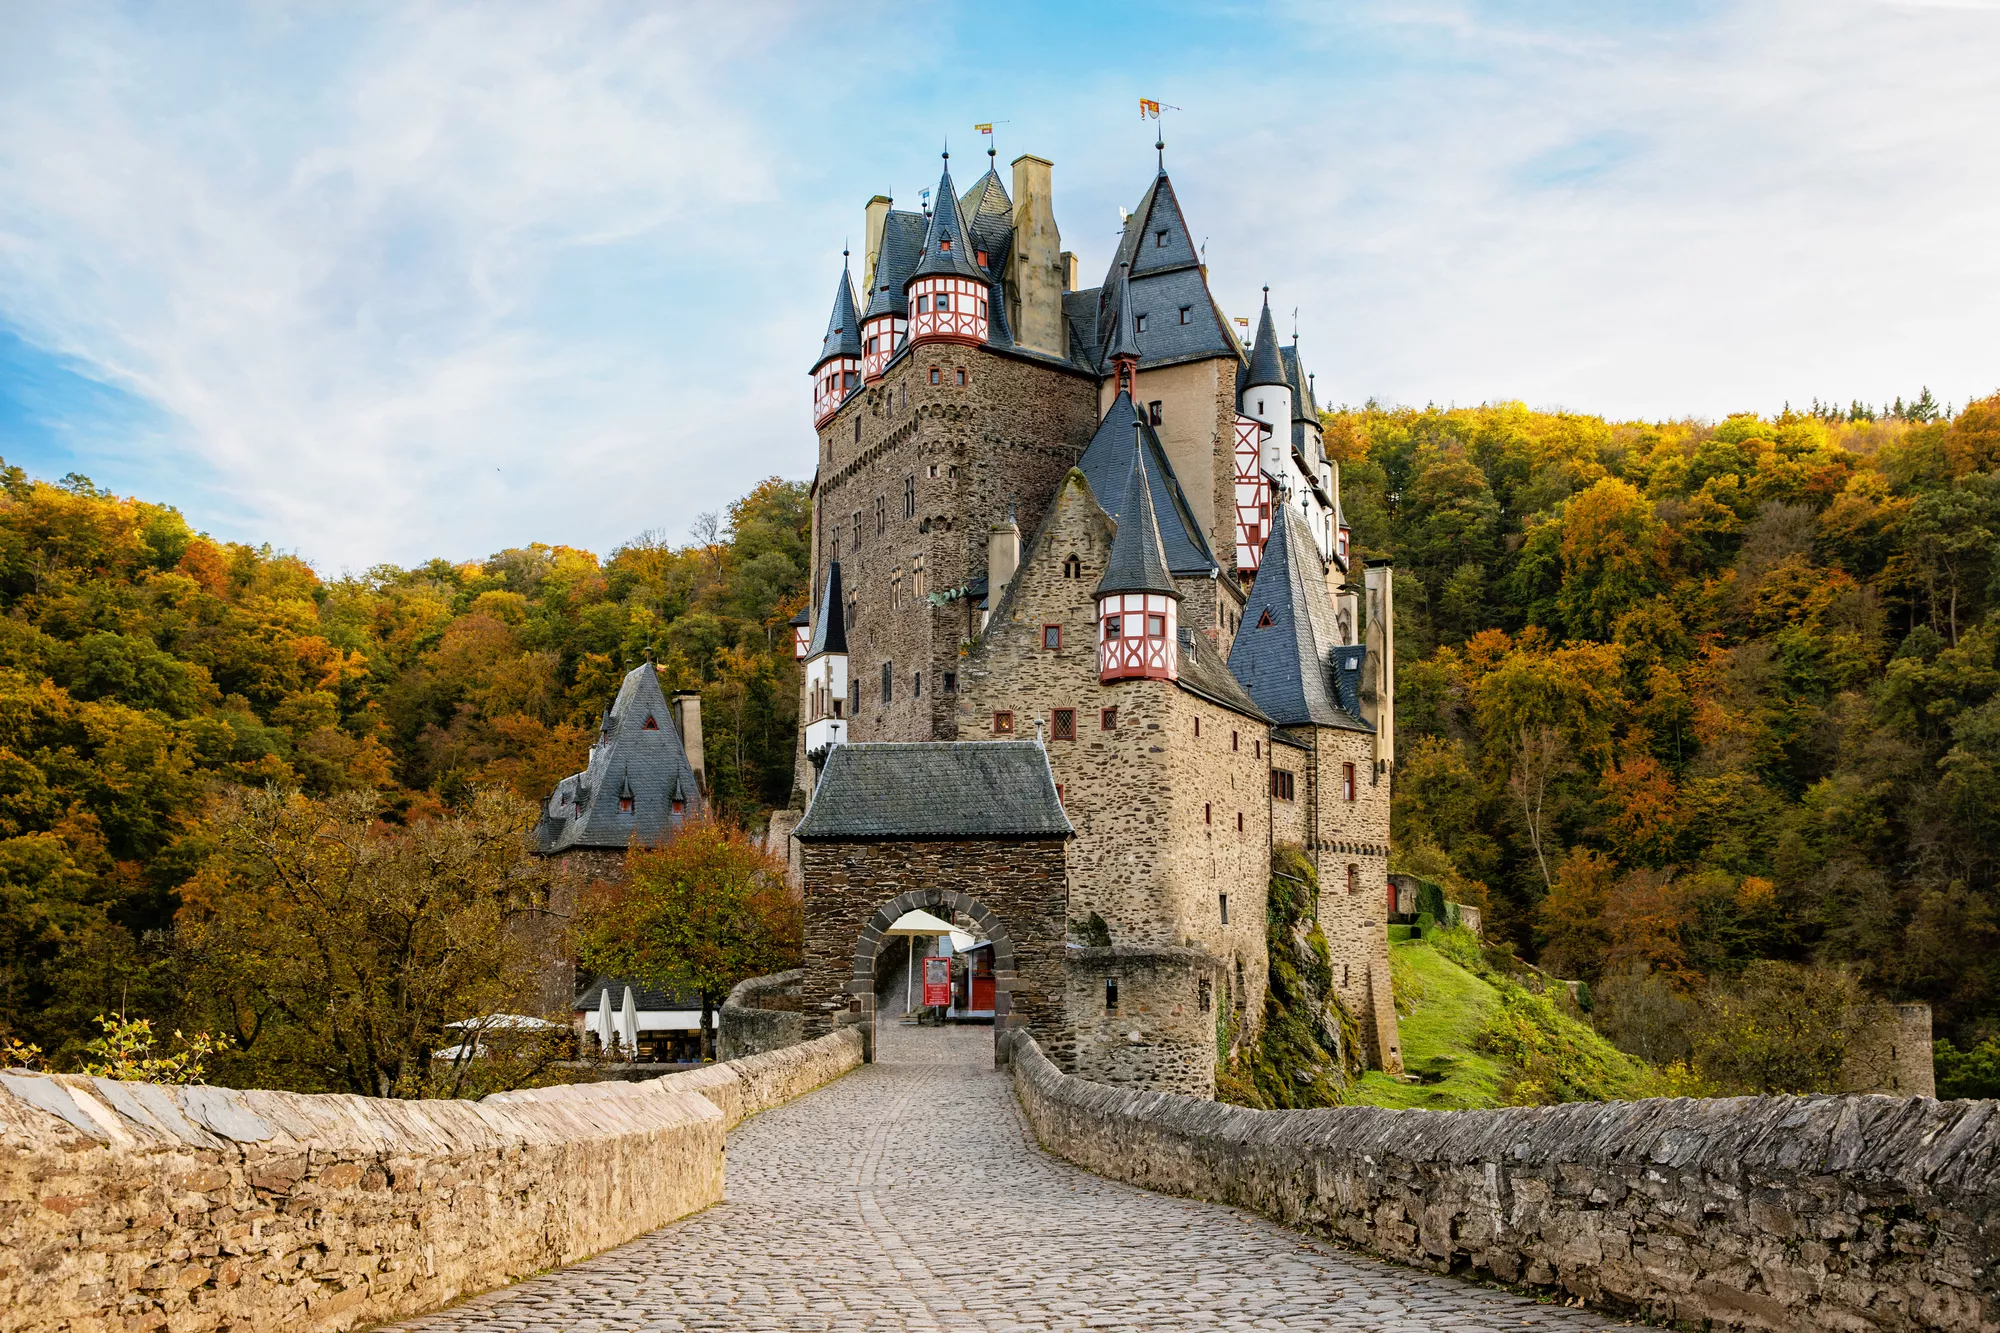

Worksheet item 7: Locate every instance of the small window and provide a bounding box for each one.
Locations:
[943,671,957,693]
[1148,400,1163,426]
[978,299,987,318]
[1105,978,1119,1012]
[1056,782,1065,806]
[1042,624,1061,651]
[1343,964,1350,988]
[1257,609,1274,628]
[1271,769,1295,801]
[940,238,952,253]
[854,418,861,443]
[929,367,941,385]
[956,368,966,386]
[904,474,916,519]
[976,248,988,266]
[1104,614,1122,639]
[1343,762,1357,802]
[1101,706,1117,730]
[643,715,659,730]
[867,334,879,353]
[882,661,893,703]
[1135,313,1147,333]
[1236,811,1244,832]
[1231,731,1239,751]
[914,672,922,698]
[1148,613,1165,636]
[1052,708,1076,741]
[1204,802,1211,824]
[1179,305,1192,325]
[916,295,929,314]
[993,711,1014,735]
[1062,553,1082,578]
[937,292,951,312]
[929,463,939,478]
[1254,739,1261,758]
[671,799,685,814]
[619,796,633,813]
[1347,864,1360,896]
[1219,893,1228,924]
[1198,978,1212,1012]
[1155,229,1168,248]
[1194,716,1201,738]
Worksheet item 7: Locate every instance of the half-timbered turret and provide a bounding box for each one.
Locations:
[1096,428,1180,683]
[803,561,850,759]
[811,259,863,425]
[906,155,990,348]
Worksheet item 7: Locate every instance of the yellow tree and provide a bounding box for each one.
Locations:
[1557,477,1663,640]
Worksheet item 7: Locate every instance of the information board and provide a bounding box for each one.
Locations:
[921,954,953,1008]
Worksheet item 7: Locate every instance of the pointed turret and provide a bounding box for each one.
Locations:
[804,562,849,757]
[1078,389,1217,577]
[1243,289,1286,390]
[1097,423,1180,684]
[1103,262,1140,397]
[907,154,991,347]
[811,258,863,424]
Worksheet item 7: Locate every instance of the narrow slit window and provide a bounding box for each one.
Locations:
[1219,893,1229,924]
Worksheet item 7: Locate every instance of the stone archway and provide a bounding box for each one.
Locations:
[848,887,1019,1067]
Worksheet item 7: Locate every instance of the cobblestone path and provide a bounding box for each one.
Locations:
[399,1026,1628,1332]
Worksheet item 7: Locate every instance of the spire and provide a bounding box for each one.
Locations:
[910,155,986,283]
[806,561,848,658]
[1244,287,1286,389]
[815,261,863,368]
[1226,502,1358,728]
[1104,261,1141,392]
[1097,421,1179,600]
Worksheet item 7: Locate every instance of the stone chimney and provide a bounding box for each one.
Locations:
[1009,155,1064,358]
[984,514,1021,632]
[1060,251,1079,292]
[672,692,706,791]
[861,194,892,299]
[1362,564,1394,769]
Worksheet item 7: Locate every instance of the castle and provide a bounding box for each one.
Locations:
[783,140,1403,1092]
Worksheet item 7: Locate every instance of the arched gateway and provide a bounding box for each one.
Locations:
[793,741,1074,1065]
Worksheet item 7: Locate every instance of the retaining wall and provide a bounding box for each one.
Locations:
[1009,1031,1999,1332]
[717,969,805,1062]
[0,1028,862,1333]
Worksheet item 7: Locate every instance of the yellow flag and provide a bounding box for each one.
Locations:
[1139,99,1160,119]
[974,123,993,134]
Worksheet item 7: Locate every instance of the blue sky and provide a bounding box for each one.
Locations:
[1,0,1996,572]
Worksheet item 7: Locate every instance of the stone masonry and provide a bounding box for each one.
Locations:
[1065,946,1223,1097]
[0,1030,861,1333]
[1012,1028,2000,1332]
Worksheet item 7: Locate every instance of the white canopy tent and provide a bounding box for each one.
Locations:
[885,909,959,1015]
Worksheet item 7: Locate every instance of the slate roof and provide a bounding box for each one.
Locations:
[1244,293,1286,389]
[1079,170,1239,372]
[864,211,926,319]
[909,160,987,283]
[806,561,847,658]
[795,741,1074,841]
[1096,430,1177,598]
[1178,626,1269,722]
[1102,263,1141,365]
[1226,500,1370,732]
[1064,288,1105,369]
[815,265,862,369]
[574,977,702,1012]
[961,163,1014,277]
[1078,391,1217,577]
[540,661,707,852]
[1283,343,1324,472]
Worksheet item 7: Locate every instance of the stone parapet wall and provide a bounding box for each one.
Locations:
[0,1029,862,1333]
[1008,1030,1999,1332]
[718,969,806,1062]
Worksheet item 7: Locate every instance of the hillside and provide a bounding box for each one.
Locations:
[1350,928,1651,1110]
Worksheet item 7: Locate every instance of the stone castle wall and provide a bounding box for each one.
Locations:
[1065,947,1222,1098]
[1843,1003,1937,1098]
[813,344,1099,745]
[1295,724,1400,1072]
[1010,1030,1999,1332]
[0,1030,862,1333]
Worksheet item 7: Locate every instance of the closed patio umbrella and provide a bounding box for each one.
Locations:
[620,986,640,1057]
[597,986,614,1055]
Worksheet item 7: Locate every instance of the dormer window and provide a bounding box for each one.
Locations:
[940,237,952,252]
[643,715,659,730]
[1258,609,1274,628]
[1180,306,1192,325]
[671,799,685,814]
[1155,230,1168,247]
[619,796,633,813]
[1135,313,1147,333]
[976,249,988,266]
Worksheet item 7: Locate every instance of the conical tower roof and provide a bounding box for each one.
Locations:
[864,210,925,319]
[540,659,707,852]
[1078,390,1216,576]
[909,157,987,283]
[1096,426,1178,600]
[1102,262,1140,366]
[1226,501,1363,729]
[815,262,863,370]
[1244,288,1286,390]
[806,561,847,658]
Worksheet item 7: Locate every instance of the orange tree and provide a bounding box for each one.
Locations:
[574,817,800,1060]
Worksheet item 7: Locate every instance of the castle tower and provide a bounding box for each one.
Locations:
[811,259,863,425]
[803,561,850,762]
[906,155,991,348]
[1096,428,1180,683]
[1240,289,1292,481]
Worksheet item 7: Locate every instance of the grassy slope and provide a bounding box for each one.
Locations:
[1349,936,1642,1110]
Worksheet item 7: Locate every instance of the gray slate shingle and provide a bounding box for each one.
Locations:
[541,662,706,852]
[1226,500,1370,732]
[795,741,1073,841]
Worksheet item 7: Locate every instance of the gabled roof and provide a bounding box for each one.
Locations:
[806,561,847,658]
[1096,429,1177,599]
[1226,501,1369,731]
[574,977,702,1012]
[541,661,707,852]
[864,211,926,319]
[1244,292,1286,390]
[1078,391,1217,577]
[815,265,863,370]
[909,160,987,283]
[795,741,1073,841]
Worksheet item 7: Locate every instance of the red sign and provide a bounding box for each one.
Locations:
[922,955,953,1008]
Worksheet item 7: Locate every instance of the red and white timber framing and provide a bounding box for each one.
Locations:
[862,316,907,381]
[1097,592,1179,682]
[908,276,989,346]
[1233,414,1273,575]
[814,357,860,425]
